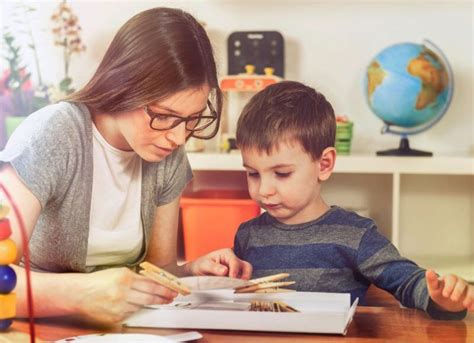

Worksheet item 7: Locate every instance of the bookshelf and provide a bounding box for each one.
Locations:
[187,152,474,281]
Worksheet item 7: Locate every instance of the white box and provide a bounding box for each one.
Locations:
[124,290,358,335]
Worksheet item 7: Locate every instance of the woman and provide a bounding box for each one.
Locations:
[0,7,251,324]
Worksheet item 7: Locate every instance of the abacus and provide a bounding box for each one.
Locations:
[0,183,36,342]
[0,204,16,329]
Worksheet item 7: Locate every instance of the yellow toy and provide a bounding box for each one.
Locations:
[0,205,17,330]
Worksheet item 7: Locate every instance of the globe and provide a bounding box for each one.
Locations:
[365,40,453,156]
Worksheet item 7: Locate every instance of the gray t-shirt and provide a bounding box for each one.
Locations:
[0,102,193,272]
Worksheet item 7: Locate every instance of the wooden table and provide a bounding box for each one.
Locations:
[9,306,473,342]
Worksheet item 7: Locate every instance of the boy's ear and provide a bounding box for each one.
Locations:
[318,147,336,181]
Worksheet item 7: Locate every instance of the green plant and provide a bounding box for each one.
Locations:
[1,32,48,116]
[3,31,31,114]
[1,2,50,117]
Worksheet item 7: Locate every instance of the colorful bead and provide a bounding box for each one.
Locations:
[0,266,17,294]
[0,293,16,319]
[0,205,9,219]
[0,239,17,265]
[0,219,12,240]
[0,318,12,330]
[0,204,14,330]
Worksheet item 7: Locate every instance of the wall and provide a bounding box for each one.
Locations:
[1,0,472,155]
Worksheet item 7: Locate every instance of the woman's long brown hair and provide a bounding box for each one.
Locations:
[67,7,222,138]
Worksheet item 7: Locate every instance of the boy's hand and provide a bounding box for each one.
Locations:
[426,269,474,313]
[184,248,252,280]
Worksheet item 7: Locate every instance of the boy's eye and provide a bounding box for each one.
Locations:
[247,172,259,178]
[275,172,291,178]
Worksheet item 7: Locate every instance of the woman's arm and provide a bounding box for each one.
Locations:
[0,164,40,260]
[1,164,177,324]
[145,195,252,279]
[145,196,181,269]
[12,264,178,323]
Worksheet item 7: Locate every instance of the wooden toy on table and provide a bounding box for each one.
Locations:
[139,261,191,296]
[0,184,37,342]
[0,205,17,330]
[234,273,296,293]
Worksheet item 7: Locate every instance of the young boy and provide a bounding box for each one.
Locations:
[233,81,473,319]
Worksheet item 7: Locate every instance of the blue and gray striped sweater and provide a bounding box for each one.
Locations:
[233,206,466,320]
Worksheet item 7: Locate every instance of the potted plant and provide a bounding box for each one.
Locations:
[1,0,86,148]
[0,31,49,147]
[51,0,86,95]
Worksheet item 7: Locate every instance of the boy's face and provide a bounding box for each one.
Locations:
[242,141,328,225]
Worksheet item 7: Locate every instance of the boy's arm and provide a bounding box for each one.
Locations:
[356,226,469,320]
[425,269,473,318]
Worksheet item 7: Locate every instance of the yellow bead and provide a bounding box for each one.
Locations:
[0,293,16,319]
[0,239,17,265]
[0,205,10,220]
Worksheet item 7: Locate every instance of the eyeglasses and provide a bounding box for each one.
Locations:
[144,101,218,139]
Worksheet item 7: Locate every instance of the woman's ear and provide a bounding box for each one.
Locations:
[318,147,336,181]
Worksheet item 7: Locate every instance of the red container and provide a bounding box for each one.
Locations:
[180,189,260,261]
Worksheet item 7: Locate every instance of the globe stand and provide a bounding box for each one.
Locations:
[376,137,432,156]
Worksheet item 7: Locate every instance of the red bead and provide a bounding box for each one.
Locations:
[0,219,11,241]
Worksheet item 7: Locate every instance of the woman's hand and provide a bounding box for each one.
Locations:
[76,267,178,324]
[426,269,474,313]
[184,248,252,280]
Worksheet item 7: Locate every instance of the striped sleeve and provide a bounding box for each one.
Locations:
[356,226,467,319]
[233,224,250,259]
[356,226,428,310]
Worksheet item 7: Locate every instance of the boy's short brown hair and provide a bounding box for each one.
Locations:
[236,81,336,160]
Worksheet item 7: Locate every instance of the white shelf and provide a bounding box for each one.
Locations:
[188,152,244,171]
[407,255,474,283]
[187,152,474,281]
[188,153,474,175]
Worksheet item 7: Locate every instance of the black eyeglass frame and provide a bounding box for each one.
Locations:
[143,101,219,139]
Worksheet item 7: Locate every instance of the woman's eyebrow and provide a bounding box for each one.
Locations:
[152,105,207,116]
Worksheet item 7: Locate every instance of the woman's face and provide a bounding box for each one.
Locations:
[116,85,211,162]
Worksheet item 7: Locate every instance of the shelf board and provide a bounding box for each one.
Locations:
[188,152,244,170]
[187,152,474,175]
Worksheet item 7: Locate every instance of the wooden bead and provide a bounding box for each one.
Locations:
[0,318,12,330]
[0,293,16,319]
[0,266,16,294]
[0,239,17,265]
[0,205,9,220]
[0,219,12,241]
